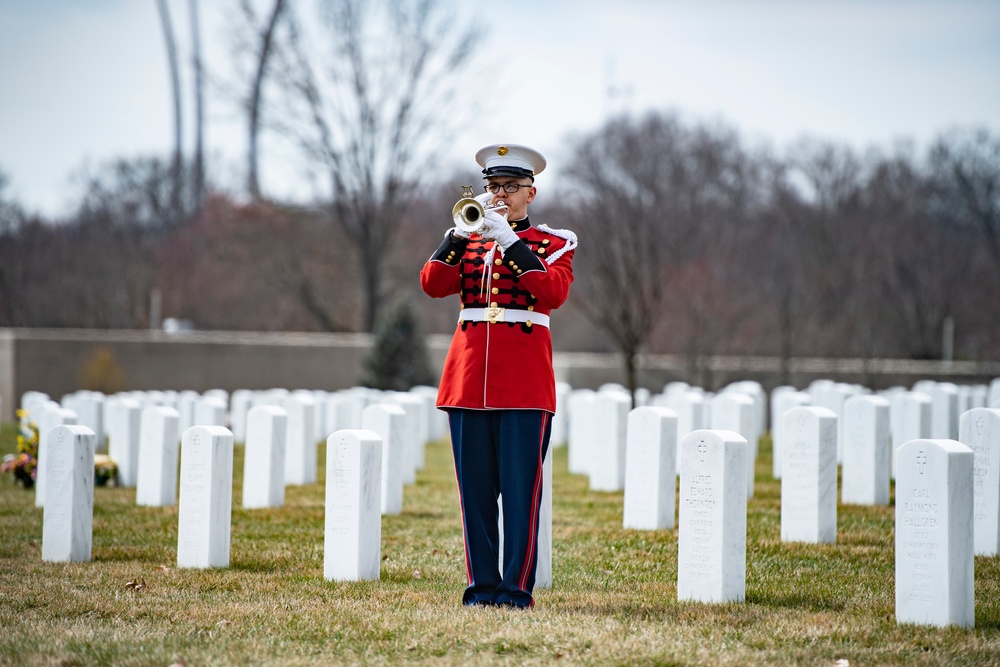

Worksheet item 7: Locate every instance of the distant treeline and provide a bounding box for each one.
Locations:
[1,112,997,375]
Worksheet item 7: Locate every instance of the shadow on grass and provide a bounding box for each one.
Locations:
[746,590,847,613]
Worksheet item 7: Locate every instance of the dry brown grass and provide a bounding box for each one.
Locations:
[0,423,998,666]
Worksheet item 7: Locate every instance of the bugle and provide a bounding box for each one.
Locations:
[452,185,508,234]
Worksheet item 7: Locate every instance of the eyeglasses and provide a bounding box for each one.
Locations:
[485,182,532,194]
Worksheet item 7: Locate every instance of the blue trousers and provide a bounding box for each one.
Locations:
[448,408,551,608]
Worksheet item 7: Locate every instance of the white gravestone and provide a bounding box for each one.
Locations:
[960,408,1000,556]
[229,389,255,443]
[411,385,447,443]
[550,381,572,448]
[589,391,630,492]
[21,391,49,418]
[345,389,373,429]
[136,406,180,506]
[324,429,382,581]
[890,391,931,479]
[325,393,351,436]
[35,406,78,508]
[929,383,960,440]
[970,385,988,409]
[535,445,554,589]
[667,390,706,471]
[361,403,407,515]
[781,407,838,543]
[771,391,811,479]
[311,390,330,444]
[677,429,748,603]
[989,378,1000,408]
[386,393,427,481]
[42,425,96,563]
[568,389,597,476]
[177,426,234,568]
[841,395,890,506]
[62,391,104,452]
[895,438,974,628]
[725,382,765,458]
[177,390,199,438]
[291,390,321,444]
[243,405,288,509]
[623,407,678,530]
[769,386,796,428]
[194,396,227,428]
[284,394,318,486]
[108,397,142,487]
[710,392,756,499]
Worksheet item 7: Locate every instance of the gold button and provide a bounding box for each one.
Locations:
[491,302,498,308]
[527,306,534,311]
[525,321,533,328]
[458,319,464,325]
[495,258,502,265]
[491,287,499,295]
[516,270,523,274]
[542,239,550,245]
[492,273,500,280]
[513,264,519,270]
[537,248,546,255]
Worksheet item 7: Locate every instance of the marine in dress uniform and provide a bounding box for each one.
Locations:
[420,144,577,608]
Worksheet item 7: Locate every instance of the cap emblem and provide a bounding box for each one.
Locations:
[497,146,508,156]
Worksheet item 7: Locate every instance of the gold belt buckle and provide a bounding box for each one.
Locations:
[485,306,505,323]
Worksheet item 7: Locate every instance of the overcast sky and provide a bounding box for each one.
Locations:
[1,0,998,217]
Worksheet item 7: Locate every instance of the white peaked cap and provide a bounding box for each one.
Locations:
[475,144,546,180]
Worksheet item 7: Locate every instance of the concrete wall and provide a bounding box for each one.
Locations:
[0,329,430,422]
[2,328,998,422]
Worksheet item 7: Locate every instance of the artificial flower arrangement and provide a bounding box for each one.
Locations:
[94,454,118,487]
[0,409,39,488]
[2,408,119,488]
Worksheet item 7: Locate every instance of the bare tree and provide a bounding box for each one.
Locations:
[928,127,1000,268]
[226,0,289,199]
[155,0,184,220]
[556,113,773,396]
[555,114,691,401]
[267,0,478,331]
[189,0,206,211]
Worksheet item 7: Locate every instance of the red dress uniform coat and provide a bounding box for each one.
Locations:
[420,219,575,413]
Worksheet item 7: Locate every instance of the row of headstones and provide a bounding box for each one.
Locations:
[773,378,1000,479]
[26,385,449,453]
[39,421,555,589]
[38,424,371,576]
[566,377,1000,499]
[622,403,1000,553]
[21,386,444,517]
[619,416,997,628]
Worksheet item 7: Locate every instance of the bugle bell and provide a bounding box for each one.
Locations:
[452,185,507,234]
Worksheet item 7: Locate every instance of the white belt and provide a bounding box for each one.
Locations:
[460,307,550,328]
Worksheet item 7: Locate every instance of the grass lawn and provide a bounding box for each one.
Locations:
[1,421,998,666]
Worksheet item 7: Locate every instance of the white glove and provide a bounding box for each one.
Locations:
[479,209,519,249]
